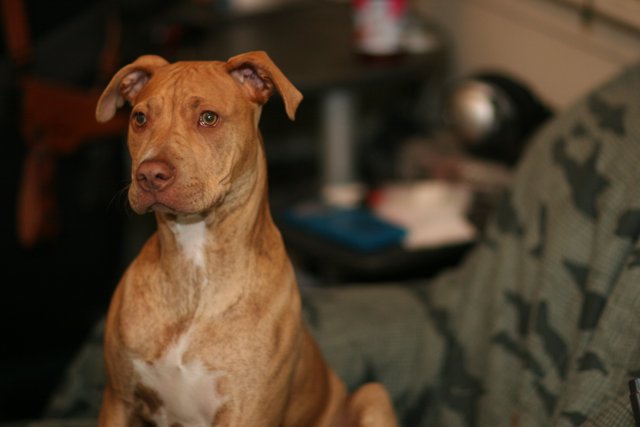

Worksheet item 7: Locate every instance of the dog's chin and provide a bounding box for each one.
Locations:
[128,201,170,215]
[129,191,186,215]
[135,202,199,216]
[149,203,179,214]
[130,198,216,219]
[130,187,225,217]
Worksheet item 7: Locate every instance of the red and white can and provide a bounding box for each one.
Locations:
[353,0,407,57]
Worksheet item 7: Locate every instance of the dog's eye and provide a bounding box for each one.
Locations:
[132,111,147,127]
[199,111,219,127]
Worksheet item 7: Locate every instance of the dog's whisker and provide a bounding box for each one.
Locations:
[107,183,132,216]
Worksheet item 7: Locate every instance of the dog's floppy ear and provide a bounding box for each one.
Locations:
[96,55,169,123]
[226,51,303,121]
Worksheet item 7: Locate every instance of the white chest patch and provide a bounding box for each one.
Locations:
[133,331,228,427]
[172,219,208,269]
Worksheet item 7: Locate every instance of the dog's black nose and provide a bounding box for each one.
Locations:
[136,160,175,192]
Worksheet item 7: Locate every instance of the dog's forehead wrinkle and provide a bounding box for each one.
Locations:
[151,64,240,111]
[134,96,164,119]
[189,97,202,109]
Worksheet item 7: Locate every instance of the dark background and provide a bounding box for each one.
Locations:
[0,0,178,420]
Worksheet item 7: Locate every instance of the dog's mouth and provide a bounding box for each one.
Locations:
[147,204,216,225]
[130,188,223,218]
[147,203,176,214]
[128,181,182,215]
[128,171,230,217]
[129,190,186,216]
[141,201,199,216]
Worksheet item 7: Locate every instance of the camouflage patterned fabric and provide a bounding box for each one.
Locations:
[39,60,640,427]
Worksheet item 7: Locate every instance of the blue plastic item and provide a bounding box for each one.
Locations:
[279,203,407,253]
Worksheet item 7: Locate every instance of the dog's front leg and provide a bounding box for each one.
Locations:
[344,383,398,427]
[98,385,141,427]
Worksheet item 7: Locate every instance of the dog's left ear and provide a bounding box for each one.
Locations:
[96,55,169,123]
[226,51,303,121]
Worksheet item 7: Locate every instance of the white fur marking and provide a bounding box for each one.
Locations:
[133,331,227,427]
[173,219,207,269]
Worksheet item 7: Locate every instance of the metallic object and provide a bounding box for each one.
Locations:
[443,73,553,166]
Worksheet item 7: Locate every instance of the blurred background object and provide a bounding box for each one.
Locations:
[386,70,552,234]
[353,0,408,59]
[442,72,553,166]
[281,67,553,284]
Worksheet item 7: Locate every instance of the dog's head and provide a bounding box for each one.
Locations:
[96,51,302,216]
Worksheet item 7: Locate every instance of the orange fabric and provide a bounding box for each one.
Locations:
[20,77,128,154]
[2,0,128,246]
[16,76,129,246]
[17,143,57,247]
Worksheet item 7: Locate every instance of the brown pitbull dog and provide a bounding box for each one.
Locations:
[95,51,398,427]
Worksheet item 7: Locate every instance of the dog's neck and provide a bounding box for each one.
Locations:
[150,141,277,286]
